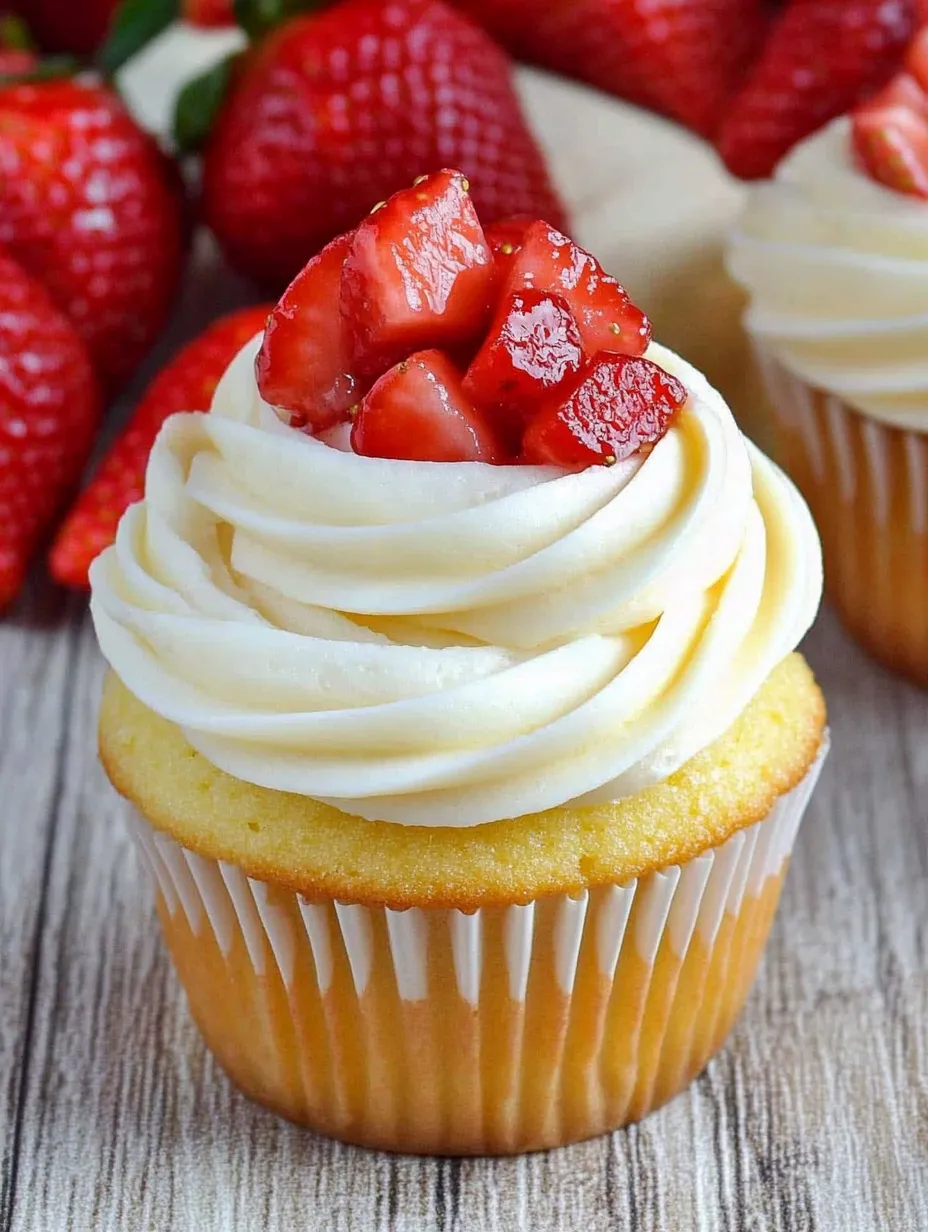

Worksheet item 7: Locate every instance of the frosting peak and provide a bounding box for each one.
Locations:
[728,117,928,430]
[90,335,821,827]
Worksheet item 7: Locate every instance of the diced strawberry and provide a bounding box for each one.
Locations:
[351,350,504,463]
[865,72,928,120]
[463,288,584,442]
[906,27,928,94]
[341,170,494,378]
[523,353,688,469]
[498,220,651,358]
[852,102,928,199]
[484,216,535,299]
[256,232,361,432]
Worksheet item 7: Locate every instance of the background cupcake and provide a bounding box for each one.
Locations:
[92,176,826,1154]
[728,47,928,685]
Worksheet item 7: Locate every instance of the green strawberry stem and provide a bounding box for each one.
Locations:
[233,0,330,41]
[174,53,239,152]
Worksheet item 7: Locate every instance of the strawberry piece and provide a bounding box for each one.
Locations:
[256,233,361,432]
[905,26,928,93]
[452,0,770,139]
[498,221,652,359]
[852,100,928,199]
[0,249,101,608]
[523,353,687,469]
[49,305,272,590]
[718,0,917,180]
[864,72,928,119]
[201,0,567,289]
[463,289,584,441]
[0,79,184,387]
[484,216,534,299]
[351,350,504,463]
[341,170,494,377]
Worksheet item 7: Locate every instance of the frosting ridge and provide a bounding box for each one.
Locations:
[728,117,928,430]
[90,335,821,826]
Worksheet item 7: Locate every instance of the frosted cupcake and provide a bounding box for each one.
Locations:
[92,171,826,1154]
[728,54,928,685]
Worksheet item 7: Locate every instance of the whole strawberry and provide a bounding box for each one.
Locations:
[718,0,917,179]
[451,0,769,139]
[50,304,272,589]
[0,77,184,388]
[197,0,567,287]
[0,249,101,609]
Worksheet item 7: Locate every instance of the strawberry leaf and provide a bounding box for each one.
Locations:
[98,0,180,76]
[174,53,237,152]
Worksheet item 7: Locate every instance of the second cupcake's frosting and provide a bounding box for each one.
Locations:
[90,337,821,827]
[728,117,928,430]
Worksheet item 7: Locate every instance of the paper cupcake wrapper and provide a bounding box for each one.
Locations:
[757,350,928,685]
[127,746,826,1155]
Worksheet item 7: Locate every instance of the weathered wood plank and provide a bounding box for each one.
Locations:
[3,609,927,1231]
[0,584,81,1230]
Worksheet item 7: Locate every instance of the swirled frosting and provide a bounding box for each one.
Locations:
[90,336,822,827]
[728,117,928,431]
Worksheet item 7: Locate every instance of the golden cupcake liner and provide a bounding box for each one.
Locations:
[127,747,826,1155]
[758,351,928,686]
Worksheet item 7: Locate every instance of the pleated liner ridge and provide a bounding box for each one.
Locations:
[758,350,928,686]
[127,748,826,1155]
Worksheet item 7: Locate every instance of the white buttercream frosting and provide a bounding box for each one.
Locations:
[728,117,928,431]
[90,335,821,827]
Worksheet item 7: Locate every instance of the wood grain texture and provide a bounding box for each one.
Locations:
[2,241,927,1231]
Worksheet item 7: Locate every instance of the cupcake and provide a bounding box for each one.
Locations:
[727,54,928,685]
[92,170,826,1155]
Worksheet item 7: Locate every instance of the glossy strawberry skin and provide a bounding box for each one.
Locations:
[351,349,504,462]
[718,0,917,180]
[201,0,567,289]
[499,221,651,359]
[257,233,361,431]
[50,305,272,590]
[452,0,769,138]
[464,288,583,442]
[0,250,101,608]
[0,79,184,388]
[523,353,688,468]
[342,170,494,377]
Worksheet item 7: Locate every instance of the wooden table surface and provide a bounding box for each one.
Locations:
[2,243,928,1232]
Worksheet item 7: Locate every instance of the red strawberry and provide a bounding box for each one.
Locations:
[9,0,119,53]
[351,349,504,462]
[523,353,687,468]
[256,233,361,432]
[0,78,184,387]
[865,71,928,118]
[718,0,917,180]
[50,304,272,589]
[0,249,101,608]
[200,0,567,288]
[464,289,583,440]
[852,95,928,198]
[497,220,651,359]
[183,0,236,26]
[342,170,494,377]
[452,0,769,138]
